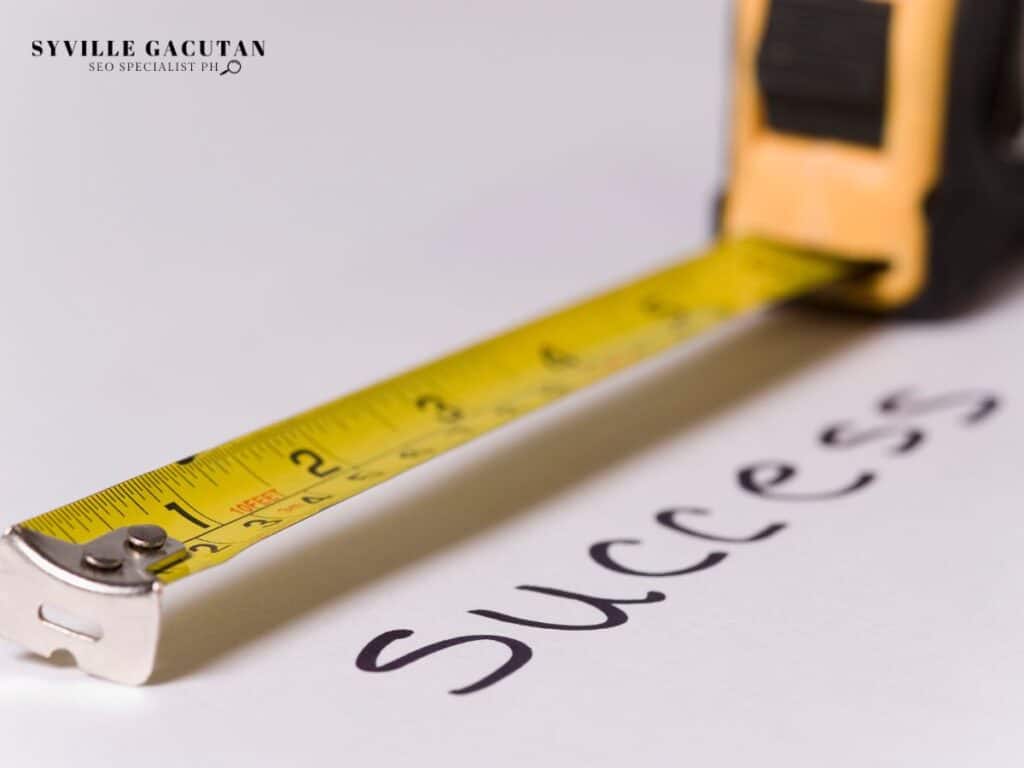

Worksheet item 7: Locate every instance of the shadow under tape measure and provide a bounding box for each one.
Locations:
[149,307,872,683]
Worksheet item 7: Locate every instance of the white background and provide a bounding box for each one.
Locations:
[2,2,1024,765]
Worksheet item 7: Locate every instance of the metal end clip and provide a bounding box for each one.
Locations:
[0,525,187,685]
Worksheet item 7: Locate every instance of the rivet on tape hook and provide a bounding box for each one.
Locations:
[0,525,188,684]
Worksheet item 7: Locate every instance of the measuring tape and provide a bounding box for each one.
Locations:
[0,238,862,684]
[22,238,857,581]
[11,0,1022,685]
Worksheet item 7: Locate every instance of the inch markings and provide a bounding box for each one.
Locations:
[18,238,862,583]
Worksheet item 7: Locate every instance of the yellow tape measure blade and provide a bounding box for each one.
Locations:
[20,237,860,583]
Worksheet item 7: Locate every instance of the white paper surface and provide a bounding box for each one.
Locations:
[2,2,1022,765]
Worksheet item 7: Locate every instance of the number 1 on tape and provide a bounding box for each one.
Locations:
[0,237,862,684]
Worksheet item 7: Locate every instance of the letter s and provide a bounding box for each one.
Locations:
[819,421,924,455]
[31,41,43,56]
[355,629,532,695]
[878,388,1000,425]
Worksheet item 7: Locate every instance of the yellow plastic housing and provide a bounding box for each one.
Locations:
[721,0,959,310]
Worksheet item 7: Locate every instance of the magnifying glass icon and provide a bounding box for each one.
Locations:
[219,59,242,76]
